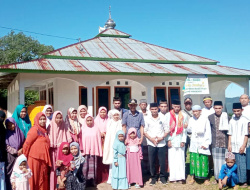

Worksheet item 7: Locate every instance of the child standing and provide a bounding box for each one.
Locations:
[10,154,32,190]
[125,128,143,188]
[56,142,73,188]
[112,130,128,190]
[218,152,239,189]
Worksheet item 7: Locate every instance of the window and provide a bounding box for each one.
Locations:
[40,90,46,101]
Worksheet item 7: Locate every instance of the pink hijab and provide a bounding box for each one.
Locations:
[81,114,103,157]
[94,107,109,133]
[77,105,88,125]
[48,111,72,148]
[125,127,140,146]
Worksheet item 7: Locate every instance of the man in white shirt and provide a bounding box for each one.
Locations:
[187,105,211,185]
[166,99,187,183]
[144,103,169,185]
[158,99,168,120]
[239,94,250,121]
[228,102,249,187]
[202,96,215,118]
[139,99,150,117]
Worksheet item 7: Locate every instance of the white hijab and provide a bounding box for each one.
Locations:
[42,105,53,129]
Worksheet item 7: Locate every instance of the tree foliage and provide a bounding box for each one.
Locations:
[0,31,54,65]
[25,90,39,107]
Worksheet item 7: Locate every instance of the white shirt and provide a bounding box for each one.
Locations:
[202,107,215,118]
[242,105,250,121]
[158,112,168,121]
[228,115,249,153]
[144,115,168,147]
[188,116,212,155]
[139,110,151,117]
[165,112,187,147]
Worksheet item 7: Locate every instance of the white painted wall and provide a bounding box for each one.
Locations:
[6,73,249,117]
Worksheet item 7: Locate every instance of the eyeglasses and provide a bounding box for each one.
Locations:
[184,102,192,105]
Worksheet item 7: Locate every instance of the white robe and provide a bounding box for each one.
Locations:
[201,107,215,118]
[102,119,122,164]
[228,115,249,153]
[188,116,212,155]
[166,112,187,181]
[242,105,250,121]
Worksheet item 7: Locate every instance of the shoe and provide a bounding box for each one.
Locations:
[128,184,131,189]
[160,178,168,185]
[135,184,141,189]
[150,178,156,186]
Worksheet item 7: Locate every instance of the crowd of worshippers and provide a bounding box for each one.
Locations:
[0,94,250,190]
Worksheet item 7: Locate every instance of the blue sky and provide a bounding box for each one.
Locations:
[1,0,249,97]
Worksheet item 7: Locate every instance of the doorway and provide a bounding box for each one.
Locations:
[114,87,131,109]
[96,86,110,114]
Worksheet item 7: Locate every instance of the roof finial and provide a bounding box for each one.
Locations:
[109,5,111,19]
[104,5,116,29]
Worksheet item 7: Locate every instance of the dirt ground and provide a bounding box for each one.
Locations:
[87,174,246,190]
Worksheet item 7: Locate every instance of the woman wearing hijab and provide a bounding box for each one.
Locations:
[5,117,25,190]
[12,104,31,138]
[103,110,122,184]
[23,112,51,190]
[95,107,109,183]
[0,110,7,190]
[77,105,88,153]
[56,142,85,190]
[81,114,102,186]
[47,111,72,190]
[65,108,80,142]
[42,105,53,129]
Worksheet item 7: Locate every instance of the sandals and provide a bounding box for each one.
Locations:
[188,179,195,185]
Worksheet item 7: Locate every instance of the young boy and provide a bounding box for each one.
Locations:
[218,152,239,189]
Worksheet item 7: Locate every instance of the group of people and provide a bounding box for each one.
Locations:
[0,94,250,190]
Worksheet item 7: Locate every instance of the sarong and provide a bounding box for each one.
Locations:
[190,152,209,179]
[82,155,98,181]
[212,147,226,180]
[235,153,247,183]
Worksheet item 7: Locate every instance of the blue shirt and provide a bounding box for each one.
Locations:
[122,110,145,138]
[219,163,237,179]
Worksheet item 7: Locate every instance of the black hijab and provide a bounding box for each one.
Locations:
[0,110,7,162]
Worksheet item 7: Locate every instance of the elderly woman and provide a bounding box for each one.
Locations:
[12,104,31,138]
[81,114,103,186]
[23,112,51,190]
[57,142,86,190]
[5,118,25,190]
[48,111,72,190]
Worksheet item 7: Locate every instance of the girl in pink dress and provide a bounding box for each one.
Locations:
[10,154,32,190]
[125,128,143,188]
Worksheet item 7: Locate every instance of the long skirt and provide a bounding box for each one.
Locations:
[112,155,128,190]
[0,162,6,190]
[28,157,50,190]
[6,153,17,190]
[212,147,226,180]
[82,155,98,181]
[168,147,185,181]
[96,156,109,184]
[190,152,209,179]
[50,147,58,190]
[126,149,143,186]
[235,153,247,183]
